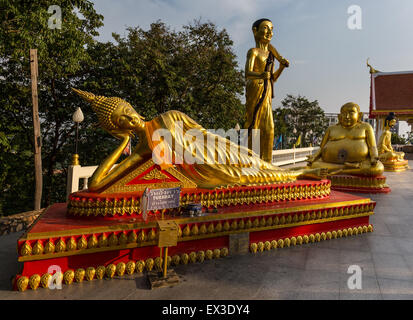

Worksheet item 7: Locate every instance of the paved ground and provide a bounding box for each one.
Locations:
[1,161,413,300]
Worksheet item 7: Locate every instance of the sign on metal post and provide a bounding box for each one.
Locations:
[140,187,181,222]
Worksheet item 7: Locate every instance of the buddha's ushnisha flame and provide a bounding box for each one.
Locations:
[72,88,125,131]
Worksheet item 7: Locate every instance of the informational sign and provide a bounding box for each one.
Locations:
[140,187,181,221]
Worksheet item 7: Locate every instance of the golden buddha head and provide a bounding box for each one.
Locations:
[384,112,397,129]
[72,88,145,134]
[338,102,363,128]
[252,19,273,43]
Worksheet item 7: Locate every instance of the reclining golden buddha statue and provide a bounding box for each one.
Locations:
[307,102,384,176]
[72,88,327,192]
[377,112,408,171]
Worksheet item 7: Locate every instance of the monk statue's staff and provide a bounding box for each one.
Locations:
[248,51,275,134]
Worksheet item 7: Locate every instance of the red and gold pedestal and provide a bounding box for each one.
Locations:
[382,159,409,172]
[14,182,376,291]
[328,174,391,193]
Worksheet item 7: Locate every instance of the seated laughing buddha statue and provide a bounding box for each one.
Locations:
[72,88,327,192]
[307,102,384,176]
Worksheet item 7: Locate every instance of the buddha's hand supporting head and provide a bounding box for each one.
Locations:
[338,102,362,128]
[72,88,145,137]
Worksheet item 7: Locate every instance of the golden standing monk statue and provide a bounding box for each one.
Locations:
[244,19,289,162]
[72,89,326,192]
[307,102,384,176]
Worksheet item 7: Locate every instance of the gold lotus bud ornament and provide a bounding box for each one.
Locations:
[75,268,85,282]
[257,242,264,252]
[32,241,44,255]
[183,225,191,237]
[250,243,258,253]
[109,233,118,246]
[20,242,32,256]
[128,231,138,243]
[137,229,146,242]
[264,241,271,251]
[200,224,207,235]
[119,233,128,245]
[29,274,41,290]
[88,235,98,249]
[189,252,197,263]
[181,253,189,264]
[215,222,223,232]
[191,224,199,236]
[172,255,181,266]
[207,223,214,233]
[66,237,77,251]
[96,266,106,279]
[41,273,51,288]
[154,257,163,271]
[291,237,297,246]
[277,239,284,248]
[85,267,96,281]
[77,235,88,250]
[148,229,156,241]
[17,276,29,292]
[309,234,315,243]
[271,240,278,249]
[213,248,221,259]
[205,249,213,260]
[136,260,145,273]
[63,270,75,285]
[223,221,230,231]
[116,262,126,276]
[238,219,245,229]
[303,235,309,243]
[44,240,55,254]
[220,247,229,257]
[98,234,108,247]
[197,251,205,263]
[126,261,136,274]
[167,256,172,267]
[55,238,66,252]
[284,238,291,247]
[145,258,154,271]
[106,264,116,278]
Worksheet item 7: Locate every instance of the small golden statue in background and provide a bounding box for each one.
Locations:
[307,102,384,176]
[378,112,409,172]
[244,18,289,162]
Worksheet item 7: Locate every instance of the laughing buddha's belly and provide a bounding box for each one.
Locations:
[321,139,369,164]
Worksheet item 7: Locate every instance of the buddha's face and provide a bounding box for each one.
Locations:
[388,119,396,128]
[111,101,144,131]
[254,20,273,43]
[339,104,360,128]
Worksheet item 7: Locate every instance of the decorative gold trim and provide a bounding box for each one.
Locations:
[142,168,169,180]
[18,203,374,262]
[249,224,373,253]
[16,247,229,291]
[329,175,388,189]
[102,159,197,194]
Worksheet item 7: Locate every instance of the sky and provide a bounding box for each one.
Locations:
[90,0,413,135]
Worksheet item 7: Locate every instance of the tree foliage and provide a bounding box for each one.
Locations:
[273,95,328,148]
[0,2,244,216]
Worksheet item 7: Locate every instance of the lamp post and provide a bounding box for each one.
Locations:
[72,107,84,165]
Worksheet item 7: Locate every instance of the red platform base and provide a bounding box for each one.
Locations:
[14,190,375,291]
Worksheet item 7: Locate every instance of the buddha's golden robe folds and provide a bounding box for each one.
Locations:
[244,53,274,163]
[144,110,300,189]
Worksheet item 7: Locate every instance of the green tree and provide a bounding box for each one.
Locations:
[81,20,245,130]
[0,4,245,216]
[0,0,104,214]
[391,132,407,145]
[273,94,328,148]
